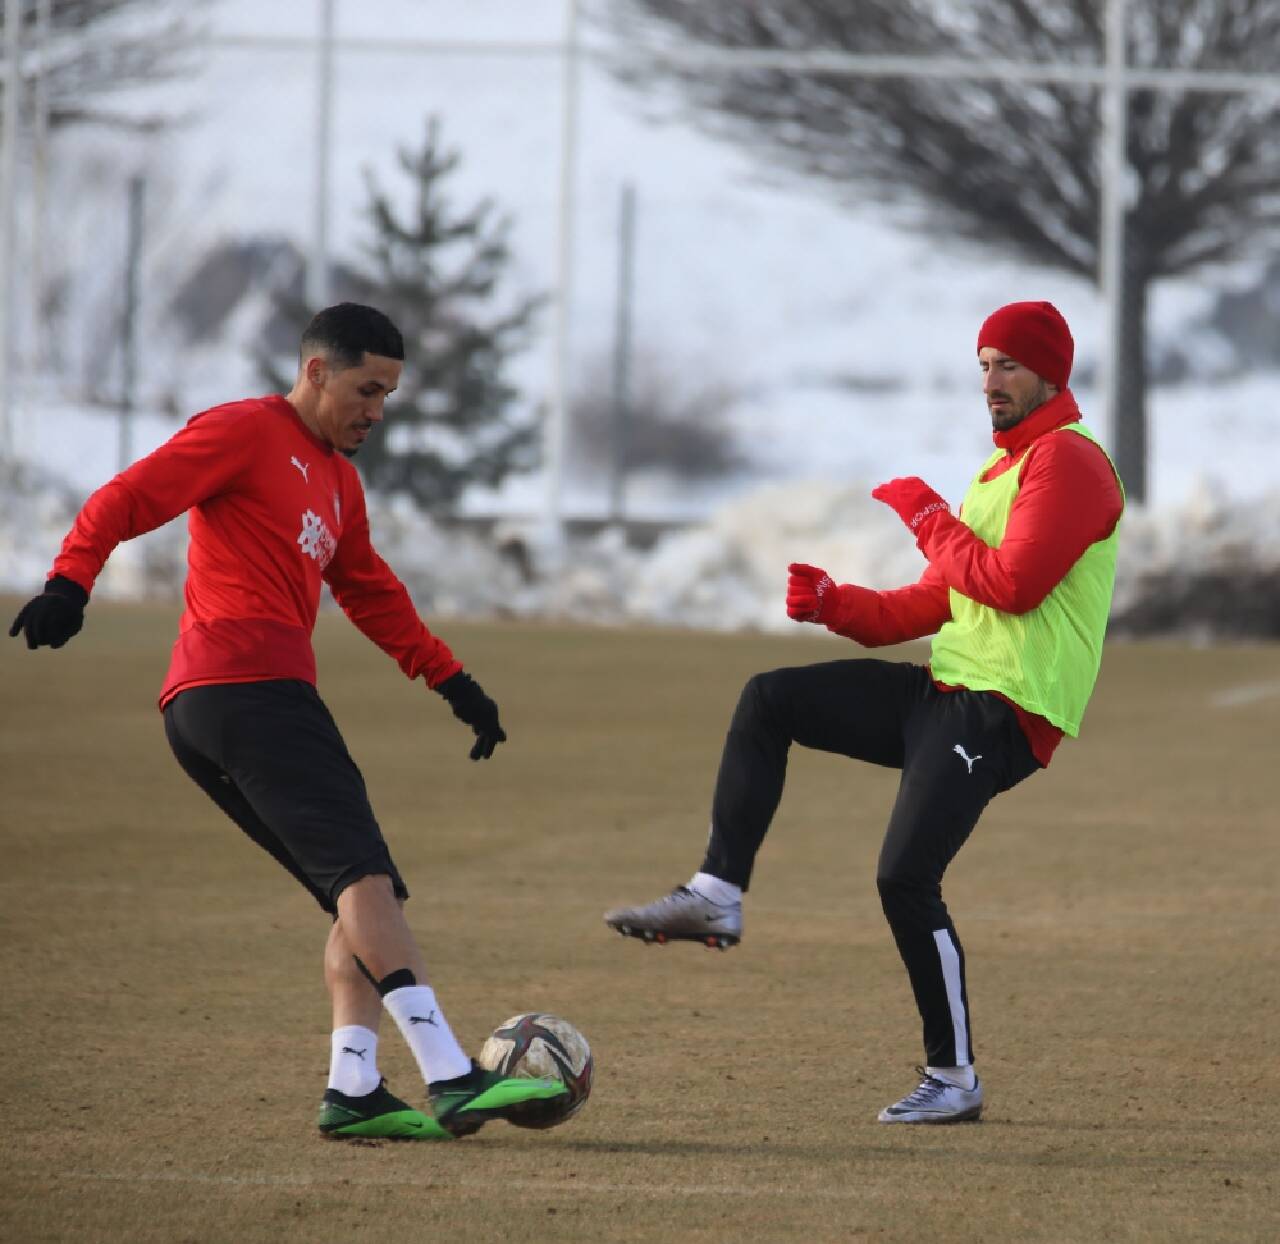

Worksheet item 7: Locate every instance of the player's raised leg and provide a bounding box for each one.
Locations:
[605,660,921,948]
[603,875,744,949]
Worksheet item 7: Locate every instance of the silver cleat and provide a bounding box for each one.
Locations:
[877,1067,983,1124]
[604,885,742,950]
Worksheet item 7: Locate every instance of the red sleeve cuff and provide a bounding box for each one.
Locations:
[425,656,463,690]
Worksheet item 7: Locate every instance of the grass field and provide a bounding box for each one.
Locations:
[1,599,1277,1243]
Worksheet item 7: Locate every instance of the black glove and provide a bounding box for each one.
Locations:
[435,671,507,761]
[8,575,89,650]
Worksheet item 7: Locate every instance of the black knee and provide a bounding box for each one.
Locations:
[877,871,942,932]
[732,670,784,731]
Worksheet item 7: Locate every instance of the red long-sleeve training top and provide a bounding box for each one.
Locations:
[50,395,462,708]
[819,391,1124,765]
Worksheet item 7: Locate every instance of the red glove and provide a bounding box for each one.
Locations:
[871,477,950,536]
[786,562,838,625]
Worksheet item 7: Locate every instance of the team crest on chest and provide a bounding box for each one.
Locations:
[297,509,337,569]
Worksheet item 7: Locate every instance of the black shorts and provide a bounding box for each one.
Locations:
[163,680,408,914]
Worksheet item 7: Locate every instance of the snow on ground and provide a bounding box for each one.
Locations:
[31,0,1276,496]
[3,1,1277,632]
[4,389,1278,638]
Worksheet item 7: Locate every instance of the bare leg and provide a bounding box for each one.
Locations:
[334,873,428,985]
[333,874,471,1084]
[325,919,382,1031]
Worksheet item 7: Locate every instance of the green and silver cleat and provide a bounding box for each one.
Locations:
[428,1060,569,1137]
[319,1079,453,1140]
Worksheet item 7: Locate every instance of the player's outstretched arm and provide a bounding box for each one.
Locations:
[8,575,89,650]
[786,560,950,646]
[786,562,837,625]
[434,671,507,761]
[870,476,951,541]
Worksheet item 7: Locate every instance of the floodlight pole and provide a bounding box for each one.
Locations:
[609,181,636,526]
[307,0,335,311]
[30,0,49,374]
[118,175,144,472]
[546,0,582,548]
[1098,0,1129,486]
[0,0,22,459]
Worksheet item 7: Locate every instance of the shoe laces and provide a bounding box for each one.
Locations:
[670,885,737,910]
[900,1066,952,1107]
[652,885,698,907]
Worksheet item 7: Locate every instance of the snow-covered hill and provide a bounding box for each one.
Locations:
[5,426,1279,639]
[3,2,1277,637]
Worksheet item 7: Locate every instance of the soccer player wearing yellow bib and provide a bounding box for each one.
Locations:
[605,301,1124,1124]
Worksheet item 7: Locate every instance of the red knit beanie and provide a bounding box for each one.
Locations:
[976,300,1073,390]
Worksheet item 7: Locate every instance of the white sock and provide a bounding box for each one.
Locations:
[328,1025,381,1096]
[927,1064,977,1091]
[689,872,742,906]
[382,985,472,1084]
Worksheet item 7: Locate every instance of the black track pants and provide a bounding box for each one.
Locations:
[701,659,1040,1066]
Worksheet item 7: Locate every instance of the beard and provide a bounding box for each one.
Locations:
[989,380,1051,430]
[342,427,372,458]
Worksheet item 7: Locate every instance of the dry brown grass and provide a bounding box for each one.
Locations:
[1,600,1277,1243]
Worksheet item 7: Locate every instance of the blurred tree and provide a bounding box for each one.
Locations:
[570,348,745,482]
[260,118,545,515]
[605,0,1280,502]
[0,0,207,130]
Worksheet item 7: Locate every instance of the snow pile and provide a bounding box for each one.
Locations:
[1118,478,1280,589]
[377,474,1280,638]
[622,480,923,631]
[0,455,190,603]
[1111,479,1280,637]
[4,452,1278,638]
[0,460,82,590]
[353,478,928,631]
[358,495,534,616]
[611,477,1280,637]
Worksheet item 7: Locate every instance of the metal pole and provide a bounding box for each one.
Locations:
[203,32,1280,96]
[1098,0,1128,466]
[547,0,581,542]
[0,0,22,459]
[609,182,636,525]
[30,0,50,373]
[119,175,144,472]
[307,0,335,311]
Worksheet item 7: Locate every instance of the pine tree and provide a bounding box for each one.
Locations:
[262,117,545,514]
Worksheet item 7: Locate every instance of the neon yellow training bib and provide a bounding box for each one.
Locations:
[928,424,1123,737]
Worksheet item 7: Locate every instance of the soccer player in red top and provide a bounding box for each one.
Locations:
[9,303,566,1139]
[604,300,1124,1126]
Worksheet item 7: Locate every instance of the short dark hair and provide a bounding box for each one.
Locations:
[300,303,404,370]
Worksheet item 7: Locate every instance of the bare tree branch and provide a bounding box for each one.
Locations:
[1,0,209,128]
[604,0,1280,499]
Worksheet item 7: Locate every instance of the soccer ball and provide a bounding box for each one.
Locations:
[477,1012,593,1130]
